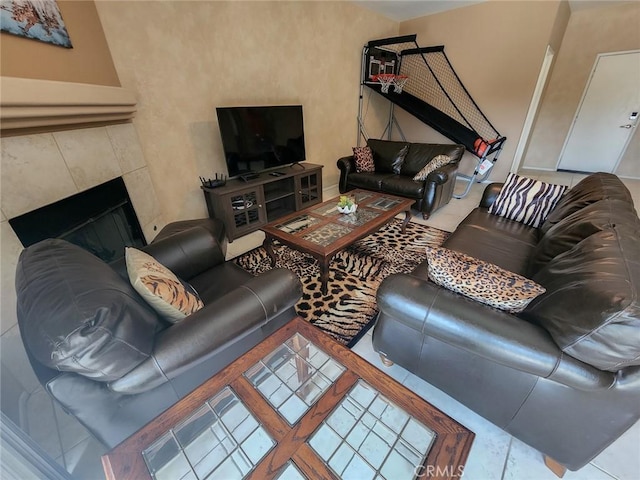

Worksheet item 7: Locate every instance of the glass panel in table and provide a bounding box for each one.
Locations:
[274,214,321,234]
[244,333,346,425]
[308,380,436,480]
[140,332,436,480]
[142,387,274,480]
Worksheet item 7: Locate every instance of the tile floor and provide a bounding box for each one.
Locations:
[26,170,640,479]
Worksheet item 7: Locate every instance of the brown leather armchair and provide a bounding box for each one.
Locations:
[16,219,302,448]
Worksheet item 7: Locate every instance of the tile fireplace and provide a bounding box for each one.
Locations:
[9,177,145,263]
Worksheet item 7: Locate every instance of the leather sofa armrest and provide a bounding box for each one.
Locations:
[377,274,615,391]
[337,155,355,173]
[480,183,504,209]
[109,268,302,394]
[337,156,355,194]
[425,162,458,185]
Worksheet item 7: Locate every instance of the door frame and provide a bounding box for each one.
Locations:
[511,45,555,173]
[556,49,640,172]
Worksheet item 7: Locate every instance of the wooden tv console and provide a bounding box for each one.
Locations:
[201,163,323,242]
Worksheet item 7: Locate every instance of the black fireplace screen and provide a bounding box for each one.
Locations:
[9,177,146,263]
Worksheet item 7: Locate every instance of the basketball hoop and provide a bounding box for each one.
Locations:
[372,74,409,94]
[393,75,408,93]
[372,74,396,94]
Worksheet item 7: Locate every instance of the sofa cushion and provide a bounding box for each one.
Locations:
[426,247,545,313]
[528,199,640,275]
[367,139,409,174]
[352,146,375,173]
[540,172,634,236]
[15,239,162,382]
[379,175,424,199]
[526,226,640,372]
[443,208,538,275]
[347,172,391,191]
[412,155,451,181]
[126,247,204,323]
[489,173,567,228]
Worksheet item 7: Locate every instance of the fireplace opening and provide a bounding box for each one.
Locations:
[9,177,146,263]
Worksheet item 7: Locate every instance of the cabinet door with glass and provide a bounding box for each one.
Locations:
[227,187,266,237]
[295,170,322,210]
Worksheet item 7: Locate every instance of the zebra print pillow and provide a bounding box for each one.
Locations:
[489,173,567,228]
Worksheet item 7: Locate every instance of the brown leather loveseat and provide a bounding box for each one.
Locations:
[337,139,465,219]
[15,218,302,448]
[373,173,640,471]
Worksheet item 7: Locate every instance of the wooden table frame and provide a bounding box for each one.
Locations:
[262,190,414,294]
[102,317,474,480]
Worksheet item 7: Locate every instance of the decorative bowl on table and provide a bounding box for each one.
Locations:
[337,204,358,214]
[337,196,358,214]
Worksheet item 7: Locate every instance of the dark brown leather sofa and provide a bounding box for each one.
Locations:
[337,139,465,219]
[373,173,640,471]
[15,218,302,448]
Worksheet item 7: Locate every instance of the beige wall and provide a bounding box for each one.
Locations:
[0,0,395,387]
[95,1,397,223]
[395,0,570,182]
[0,0,119,86]
[523,2,640,177]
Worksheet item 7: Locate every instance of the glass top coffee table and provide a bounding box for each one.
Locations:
[262,190,415,294]
[102,317,474,480]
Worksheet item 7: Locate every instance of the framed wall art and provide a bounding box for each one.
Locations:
[0,0,72,48]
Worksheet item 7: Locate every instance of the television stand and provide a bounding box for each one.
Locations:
[201,163,323,242]
[239,172,260,182]
[290,162,306,170]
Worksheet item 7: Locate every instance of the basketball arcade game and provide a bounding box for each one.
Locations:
[358,35,506,198]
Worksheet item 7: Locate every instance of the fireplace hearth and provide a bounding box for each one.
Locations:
[9,177,146,263]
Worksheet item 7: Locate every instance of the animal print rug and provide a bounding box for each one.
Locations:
[234,220,449,347]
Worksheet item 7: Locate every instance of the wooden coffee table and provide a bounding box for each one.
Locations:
[262,190,415,294]
[102,317,474,480]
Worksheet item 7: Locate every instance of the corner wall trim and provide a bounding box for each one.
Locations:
[0,77,137,130]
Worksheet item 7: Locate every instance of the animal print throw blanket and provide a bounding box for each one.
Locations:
[235,220,449,347]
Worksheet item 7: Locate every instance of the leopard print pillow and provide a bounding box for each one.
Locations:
[412,154,451,181]
[425,247,545,313]
[353,146,375,173]
[126,247,204,322]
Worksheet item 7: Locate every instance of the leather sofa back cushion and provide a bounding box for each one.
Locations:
[401,143,464,177]
[529,199,640,274]
[525,227,640,371]
[540,172,634,236]
[16,239,163,381]
[367,139,408,174]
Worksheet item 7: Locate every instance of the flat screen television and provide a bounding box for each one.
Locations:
[216,105,306,178]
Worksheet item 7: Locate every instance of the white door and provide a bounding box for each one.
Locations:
[558,51,640,173]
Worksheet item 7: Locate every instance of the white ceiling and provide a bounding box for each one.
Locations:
[353,0,633,22]
[352,1,484,22]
